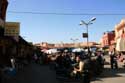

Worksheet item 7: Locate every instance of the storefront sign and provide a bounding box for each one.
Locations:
[4,22,20,41]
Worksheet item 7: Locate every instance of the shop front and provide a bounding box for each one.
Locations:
[0,36,17,66]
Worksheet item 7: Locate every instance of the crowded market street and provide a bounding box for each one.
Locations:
[1,55,125,83]
[1,0,125,83]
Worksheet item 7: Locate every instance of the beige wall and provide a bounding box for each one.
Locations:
[115,19,125,40]
[115,19,125,51]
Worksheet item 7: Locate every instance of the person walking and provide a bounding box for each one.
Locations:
[109,48,118,69]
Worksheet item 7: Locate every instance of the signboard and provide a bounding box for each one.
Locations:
[4,22,20,41]
[82,33,88,38]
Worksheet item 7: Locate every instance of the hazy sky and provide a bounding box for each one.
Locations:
[6,0,125,43]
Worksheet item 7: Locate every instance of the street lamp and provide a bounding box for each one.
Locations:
[70,38,79,43]
[79,17,96,55]
[70,38,79,47]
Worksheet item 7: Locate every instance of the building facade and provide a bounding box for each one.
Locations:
[101,31,115,48]
[115,19,125,51]
[0,0,8,21]
[34,42,98,49]
[0,0,8,36]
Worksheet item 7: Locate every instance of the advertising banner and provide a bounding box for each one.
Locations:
[5,22,20,41]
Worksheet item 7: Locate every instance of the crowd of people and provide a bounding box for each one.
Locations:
[41,49,105,83]
[34,47,125,83]
[1,46,125,83]
[109,48,125,69]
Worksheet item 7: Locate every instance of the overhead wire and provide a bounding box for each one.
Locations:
[7,11,125,16]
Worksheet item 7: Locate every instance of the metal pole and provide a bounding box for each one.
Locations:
[80,18,96,56]
[72,39,74,43]
[86,24,89,55]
